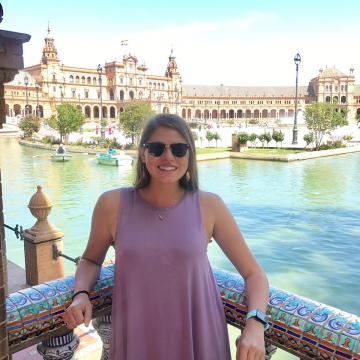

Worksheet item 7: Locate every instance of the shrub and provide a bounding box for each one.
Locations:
[237,132,249,145]
[19,115,41,138]
[343,134,353,141]
[303,133,315,148]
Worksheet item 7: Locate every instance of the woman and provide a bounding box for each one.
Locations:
[63,114,269,360]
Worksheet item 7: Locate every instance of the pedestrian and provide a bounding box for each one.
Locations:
[63,113,269,360]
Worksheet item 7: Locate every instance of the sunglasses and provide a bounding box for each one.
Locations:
[143,142,190,157]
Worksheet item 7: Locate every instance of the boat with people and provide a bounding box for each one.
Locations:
[51,153,72,162]
[96,148,133,166]
[51,143,72,162]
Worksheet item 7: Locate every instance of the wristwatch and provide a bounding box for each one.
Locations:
[246,309,270,330]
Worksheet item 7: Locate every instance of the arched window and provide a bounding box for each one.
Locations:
[38,105,44,118]
[262,109,268,118]
[270,109,276,118]
[129,91,134,100]
[110,106,116,118]
[85,106,91,118]
[220,110,226,118]
[325,85,329,91]
[87,77,91,84]
[163,107,169,114]
[187,109,192,118]
[245,110,251,118]
[109,89,114,101]
[139,78,142,86]
[75,76,80,83]
[279,109,285,118]
[237,109,243,118]
[102,106,107,118]
[254,109,259,118]
[204,110,209,119]
[326,96,331,102]
[341,96,346,104]
[120,90,124,101]
[229,109,234,118]
[333,96,338,103]
[93,78,97,85]
[195,109,201,118]
[288,109,294,117]
[182,109,186,118]
[69,75,74,83]
[162,83,165,90]
[94,106,99,118]
[212,110,218,119]
[13,104,21,115]
[81,76,85,84]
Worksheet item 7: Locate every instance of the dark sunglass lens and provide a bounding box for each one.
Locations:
[171,144,189,157]
[147,143,165,156]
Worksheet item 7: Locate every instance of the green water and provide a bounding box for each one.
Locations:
[1,138,359,360]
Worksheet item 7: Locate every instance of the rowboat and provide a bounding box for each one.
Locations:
[96,152,133,166]
[51,153,72,162]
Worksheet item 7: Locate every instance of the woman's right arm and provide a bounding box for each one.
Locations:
[63,190,120,329]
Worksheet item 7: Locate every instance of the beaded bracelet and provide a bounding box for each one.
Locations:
[71,290,90,302]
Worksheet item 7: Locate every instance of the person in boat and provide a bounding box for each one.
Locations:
[56,143,66,154]
[107,147,117,155]
[63,114,269,360]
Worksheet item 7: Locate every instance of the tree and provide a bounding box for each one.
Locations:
[212,132,221,147]
[19,115,41,138]
[47,102,85,143]
[205,131,214,146]
[248,133,258,148]
[304,102,348,150]
[263,132,272,147]
[272,130,285,148]
[119,102,154,145]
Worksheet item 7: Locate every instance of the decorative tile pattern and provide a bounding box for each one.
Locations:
[6,265,360,360]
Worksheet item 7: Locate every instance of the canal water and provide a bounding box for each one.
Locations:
[1,137,359,358]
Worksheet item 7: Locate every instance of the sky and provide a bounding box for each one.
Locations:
[2,0,360,87]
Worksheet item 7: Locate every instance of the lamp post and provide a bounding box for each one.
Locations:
[97,64,104,138]
[24,75,29,115]
[292,53,301,144]
[35,81,40,117]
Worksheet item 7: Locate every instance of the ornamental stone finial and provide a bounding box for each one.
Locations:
[23,185,64,285]
[25,185,63,242]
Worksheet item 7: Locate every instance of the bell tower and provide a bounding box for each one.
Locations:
[41,24,60,65]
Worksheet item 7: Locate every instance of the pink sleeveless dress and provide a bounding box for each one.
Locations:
[109,188,231,360]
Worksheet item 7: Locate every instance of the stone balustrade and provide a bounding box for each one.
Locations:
[6,264,360,359]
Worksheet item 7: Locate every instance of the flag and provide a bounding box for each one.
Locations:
[121,40,128,46]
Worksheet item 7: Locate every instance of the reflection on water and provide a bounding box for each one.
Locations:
[1,139,359,318]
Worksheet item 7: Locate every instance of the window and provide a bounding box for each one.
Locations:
[139,78,142,86]
[81,76,85,84]
[85,89,89,99]
[72,89,76,98]
[120,77,124,84]
[75,76,80,83]
[69,75,74,83]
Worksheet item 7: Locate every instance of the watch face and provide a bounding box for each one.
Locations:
[256,310,267,323]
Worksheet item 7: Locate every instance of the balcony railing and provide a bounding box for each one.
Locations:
[6,264,360,360]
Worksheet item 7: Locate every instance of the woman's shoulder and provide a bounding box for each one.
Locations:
[199,190,224,209]
[97,187,133,208]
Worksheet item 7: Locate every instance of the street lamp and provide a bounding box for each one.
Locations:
[97,64,105,138]
[292,53,301,144]
[24,75,29,115]
[35,81,40,117]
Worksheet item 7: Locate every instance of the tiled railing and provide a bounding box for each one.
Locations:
[6,265,360,359]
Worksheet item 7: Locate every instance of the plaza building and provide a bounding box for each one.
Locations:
[4,28,360,127]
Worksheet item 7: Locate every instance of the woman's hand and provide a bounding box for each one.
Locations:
[236,319,266,360]
[62,293,92,329]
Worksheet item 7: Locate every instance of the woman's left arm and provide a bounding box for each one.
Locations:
[202,192,269,360]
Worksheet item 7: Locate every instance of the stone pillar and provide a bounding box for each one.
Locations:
[231,134,240,152]
[92,314,112,360]
[22,185,64,285]
[0,171,9,360]
[37,331,79,360]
